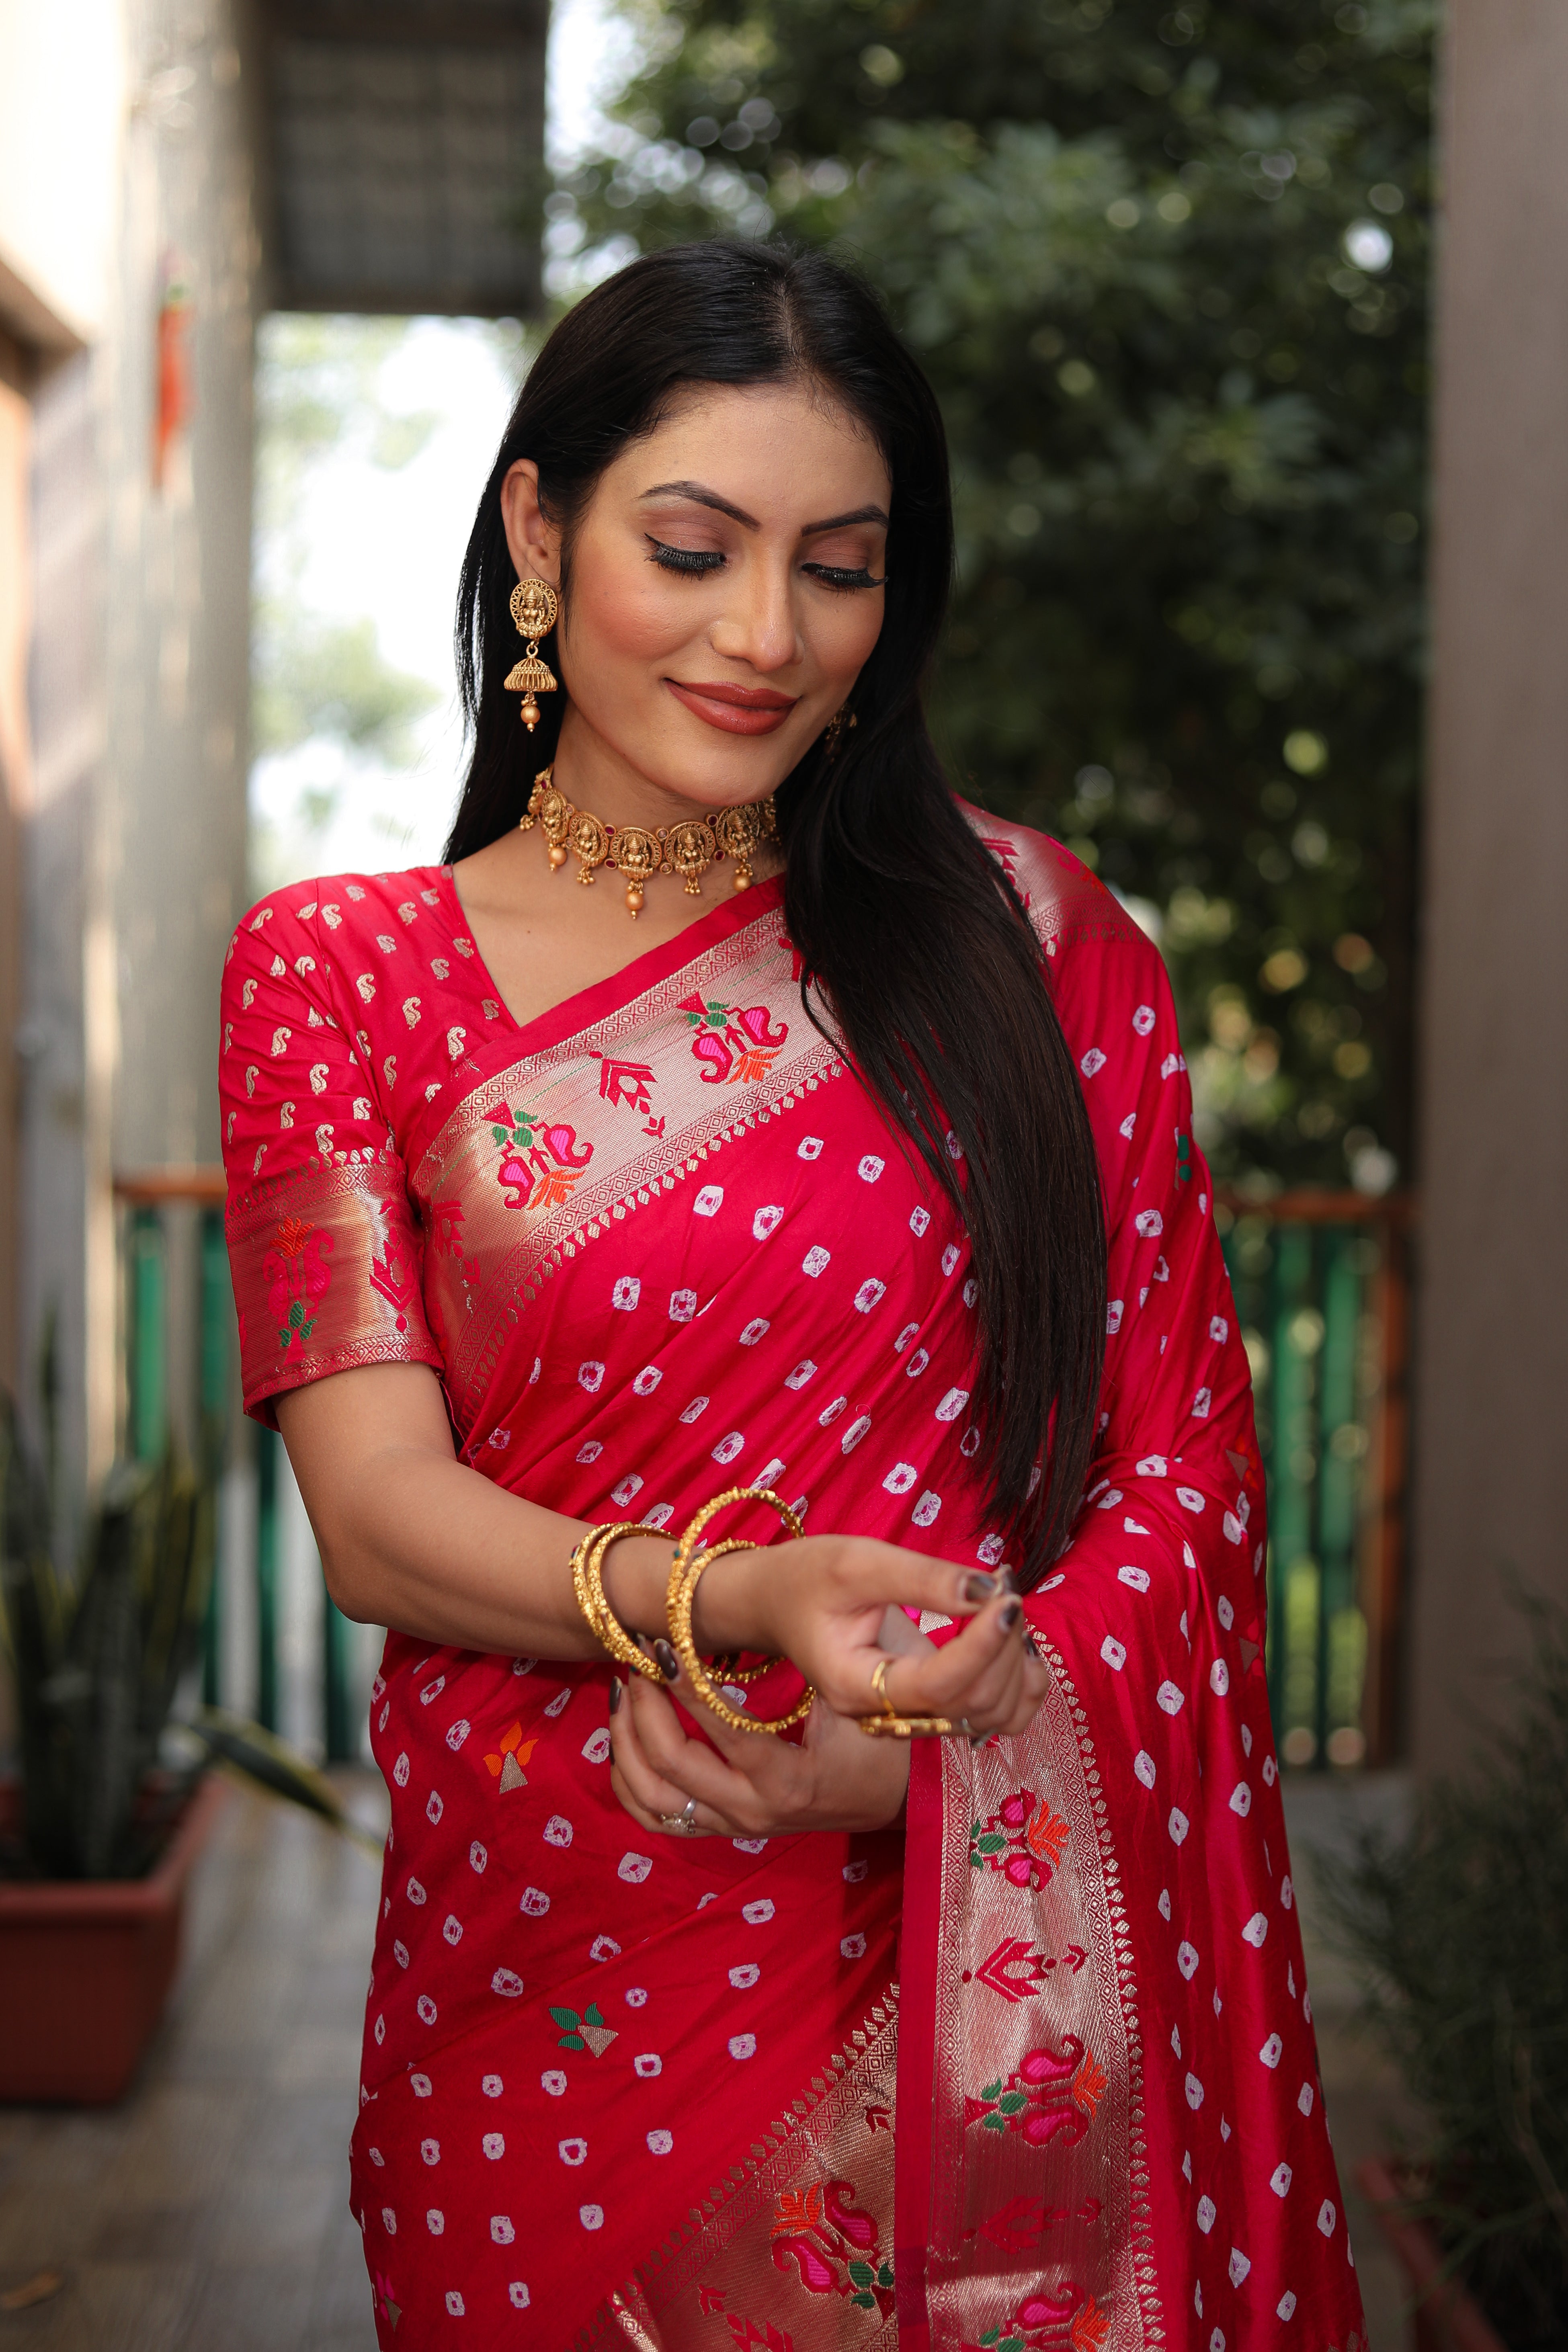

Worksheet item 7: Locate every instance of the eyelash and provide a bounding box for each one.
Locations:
[645,537,885,593]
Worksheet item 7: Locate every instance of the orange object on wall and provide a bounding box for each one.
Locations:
[152,262,193,488]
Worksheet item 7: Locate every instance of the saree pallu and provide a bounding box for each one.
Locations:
[220,819,1366,2352]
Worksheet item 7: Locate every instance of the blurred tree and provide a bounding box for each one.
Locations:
[251,318,442,854]
[254,317,441,545]
[553,0,1433,1191]
[252,612,438,769]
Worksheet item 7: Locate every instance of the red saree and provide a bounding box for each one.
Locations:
[220,816,1365,2352]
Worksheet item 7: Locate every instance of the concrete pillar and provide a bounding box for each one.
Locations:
[5,0,259,1489]
[1410,2,1568,1767]
[0,328,31,1397]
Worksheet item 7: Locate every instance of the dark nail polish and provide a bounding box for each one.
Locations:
[653,1638,680,1682]
[999,1600,1023,1634]
[608,1678,622,1716]
[961,1571,1000,1606]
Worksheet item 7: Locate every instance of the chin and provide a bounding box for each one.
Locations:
[641,718,798,804]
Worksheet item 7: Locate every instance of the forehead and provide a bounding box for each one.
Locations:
[602,379,891,516]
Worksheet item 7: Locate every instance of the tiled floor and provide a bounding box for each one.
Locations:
[0,1774,387,2352]
[0,1772,1422,2349]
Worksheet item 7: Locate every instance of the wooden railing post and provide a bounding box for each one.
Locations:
[1218,1188,1415,1771]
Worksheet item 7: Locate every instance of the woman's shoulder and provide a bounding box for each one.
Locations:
[232,864,452,947]
[224,865,469,1009]
[956,801,1158,971]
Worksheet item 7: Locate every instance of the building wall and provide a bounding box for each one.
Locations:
[1410,0,1568,1766]
[0,0,259,1484]
[0,0,127,346]
[0,330,31,1398]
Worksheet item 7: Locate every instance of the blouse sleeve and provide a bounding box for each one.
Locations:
[219,889,446,1426]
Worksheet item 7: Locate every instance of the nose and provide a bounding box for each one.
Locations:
[708,549,801,677]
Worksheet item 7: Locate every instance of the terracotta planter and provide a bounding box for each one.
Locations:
[0,1773,227,2104]
[1357,2159,1511,2352]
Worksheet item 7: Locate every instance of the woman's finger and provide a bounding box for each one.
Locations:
[608,1758,731,1839]
[623,1668,800,1824]
[825,1539,1018,1627]
[875,1594,1031,1717]
[612,1674,762,1818]
[608,1681,709,1818]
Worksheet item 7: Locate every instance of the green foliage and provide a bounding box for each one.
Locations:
[0,1391,215,1879]
[252,608,439,766]
[553,0,1433,1188]
[252,316,443,779]
[254,316,439,536]
[0,1383,383,1877]
[188,1707,384,1860]
[1317,1598,1568,2346]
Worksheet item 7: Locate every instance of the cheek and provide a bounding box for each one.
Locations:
[811,595,886,684]
[570,560,702,665]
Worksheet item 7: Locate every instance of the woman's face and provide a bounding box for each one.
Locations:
[500,379,891,812]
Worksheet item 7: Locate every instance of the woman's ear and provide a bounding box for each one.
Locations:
[500,460,562,586]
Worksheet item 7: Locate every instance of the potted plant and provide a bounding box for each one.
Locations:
[0,1367,230,2099]
[0,1381,372,2103]
[1318,1596,1568,2350]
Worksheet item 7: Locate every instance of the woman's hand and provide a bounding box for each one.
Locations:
[608,1657,913,1840]
[679,1534,1051,1738]
[608,1590,1053,1841]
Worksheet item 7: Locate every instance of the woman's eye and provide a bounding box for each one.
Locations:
[801,562,886,592]
[646,537,726,576]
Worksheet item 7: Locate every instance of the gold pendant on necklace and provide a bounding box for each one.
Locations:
[517,768,776,918]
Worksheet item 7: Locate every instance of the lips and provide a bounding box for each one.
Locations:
[666,679,799,736]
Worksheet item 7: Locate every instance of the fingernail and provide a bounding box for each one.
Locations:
[999,1600,1023,1633]
[998,1566,1021,1594]
[961,1571,1000,1605]
[653,1638,680,1683]
[608,1678,622,1716]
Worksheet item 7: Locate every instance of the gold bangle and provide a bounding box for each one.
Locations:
[666,1487,813,1736]
[856,1651,956,1740]
[570,1521,662,1680]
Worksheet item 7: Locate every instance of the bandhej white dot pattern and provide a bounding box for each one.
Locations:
[220,817,1362,2344]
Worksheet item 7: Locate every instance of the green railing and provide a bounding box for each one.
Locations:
[1218,1190,1411,1769]
[117,1169,361,1759]
[120,1170,1411,1774]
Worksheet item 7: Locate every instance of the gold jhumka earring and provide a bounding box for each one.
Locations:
[821,705,857,758]
[504,577,560,731]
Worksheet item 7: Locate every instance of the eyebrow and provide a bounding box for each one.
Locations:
[639,481,890,537]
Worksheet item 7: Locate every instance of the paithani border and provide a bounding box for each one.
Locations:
[922,1638,1163,2352]
[1035,1632,1162,2348]
[411,912,847,1422]
[223,1143,445,1422]
[572,1988,900,2352]
[962,810,1142,961]
[446,1053,846,1422]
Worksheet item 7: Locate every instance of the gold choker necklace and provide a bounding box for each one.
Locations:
[518,767,778,919]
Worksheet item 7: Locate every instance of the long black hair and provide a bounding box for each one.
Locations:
[447,241,1105,1582]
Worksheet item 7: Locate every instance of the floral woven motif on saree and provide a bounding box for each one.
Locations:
[221,819,1365,2351]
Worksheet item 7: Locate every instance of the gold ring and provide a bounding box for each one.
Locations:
[856,1652,957,1739]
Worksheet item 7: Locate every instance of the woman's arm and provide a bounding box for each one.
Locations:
[276,1358,1045,1731]
[277,1359,658,1659]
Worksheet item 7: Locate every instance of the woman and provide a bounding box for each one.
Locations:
[221,244,1364,2350]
